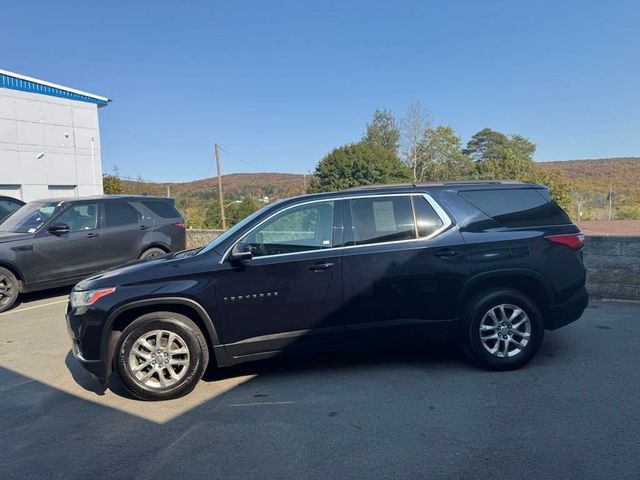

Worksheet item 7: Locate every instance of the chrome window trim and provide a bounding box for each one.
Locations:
[220,192,453,263]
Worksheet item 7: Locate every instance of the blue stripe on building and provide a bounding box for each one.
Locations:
[0,73,109,107]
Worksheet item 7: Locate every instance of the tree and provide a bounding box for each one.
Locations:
[103,166,123,194]
[417,126,474,182]
[309,142,410,193]
[363,109,400,155]
[463,128,511,162]
[401,102,431,182]
[226,197,262,225]
[468,129,573,212]
[178,194,208,228]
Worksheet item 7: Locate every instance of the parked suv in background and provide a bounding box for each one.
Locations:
[0,196,25,223]
[0,195,185,312]
[66,182,588,400]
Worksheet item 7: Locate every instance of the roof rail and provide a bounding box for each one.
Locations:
[346,183,416,191]
[439,180,522,186]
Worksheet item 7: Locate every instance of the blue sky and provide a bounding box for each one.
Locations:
[3,0,639,182]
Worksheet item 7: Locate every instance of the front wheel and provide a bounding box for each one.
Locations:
[115,312,209,400]
[461,288,544,371]
[0,267,19,313]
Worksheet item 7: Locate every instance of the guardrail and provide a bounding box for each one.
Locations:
[185,229,640,301]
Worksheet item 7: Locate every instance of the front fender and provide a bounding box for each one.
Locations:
[100,296,221,376]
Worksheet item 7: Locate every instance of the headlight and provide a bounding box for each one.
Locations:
[70,288,116,307]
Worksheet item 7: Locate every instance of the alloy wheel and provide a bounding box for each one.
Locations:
[479,304,531,358]
[0,274,14,307]
[127,329,191,389]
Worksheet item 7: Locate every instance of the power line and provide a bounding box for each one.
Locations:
[217,145,261,172]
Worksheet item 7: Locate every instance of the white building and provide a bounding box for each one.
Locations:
[0,69,110,202]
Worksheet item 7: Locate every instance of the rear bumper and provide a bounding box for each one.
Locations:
[546,286,589,330]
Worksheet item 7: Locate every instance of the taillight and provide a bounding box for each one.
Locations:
[174,222,186,229]
[545,233,585,250]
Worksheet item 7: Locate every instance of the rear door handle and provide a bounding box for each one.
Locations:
[434,248,458,257]
[85,232,99,239]
[140,225,150,230]
[308,262,335,271]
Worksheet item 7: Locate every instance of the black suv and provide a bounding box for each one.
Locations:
[0,195,185,312]
[66,182,588,400]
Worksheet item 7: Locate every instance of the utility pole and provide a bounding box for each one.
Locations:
[608,181,613,221]
[215,143,226,230]
[166,185,171,198]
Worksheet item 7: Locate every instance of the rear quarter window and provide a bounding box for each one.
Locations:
[141,200,181,219]
[459,189,571,228]
[412,196,444,237]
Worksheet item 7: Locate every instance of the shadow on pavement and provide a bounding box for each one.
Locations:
[3,303,640,480]
[11,285,72,309]
[203,341,465,382]
[64,351,108,396]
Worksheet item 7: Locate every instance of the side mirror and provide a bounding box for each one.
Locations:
[48,223,70,235]
[230,243,253,261]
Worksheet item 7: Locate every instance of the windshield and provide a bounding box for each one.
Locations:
[0,201,65,233]
[198,201,280,255]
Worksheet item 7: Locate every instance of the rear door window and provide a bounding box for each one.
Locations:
[350,196,416,245]
[104,201,141,228]
[459,189,571,227]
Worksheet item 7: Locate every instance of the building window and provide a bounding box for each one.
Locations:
[48,185,78,199]
[0,185,23,200]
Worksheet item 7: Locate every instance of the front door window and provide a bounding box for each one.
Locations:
[241,201,335,257]
[56,203,99,232]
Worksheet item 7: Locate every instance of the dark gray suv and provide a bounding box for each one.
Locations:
[0,195,186,312]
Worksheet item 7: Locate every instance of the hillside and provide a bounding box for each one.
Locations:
[538,157,640,219]
[539,157,640,194]
[122,158,640,198]
[120,157,640,224]
[122,172,307,200]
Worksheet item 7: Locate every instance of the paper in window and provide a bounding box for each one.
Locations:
[372,201,397,232]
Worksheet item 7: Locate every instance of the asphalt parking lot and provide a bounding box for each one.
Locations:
[1,292,639,480]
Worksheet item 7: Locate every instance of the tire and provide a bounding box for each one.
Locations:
[115,312,209,400]
[0,267,19,313]
[460,288,544,371]
[139,247,167,260]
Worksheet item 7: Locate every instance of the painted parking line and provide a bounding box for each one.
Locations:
[228,401,297,407]
[0,299,68,316]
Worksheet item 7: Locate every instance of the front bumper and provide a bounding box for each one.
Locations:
[66,304,110,384]
[69,341,109,384]
[546,286,589,330]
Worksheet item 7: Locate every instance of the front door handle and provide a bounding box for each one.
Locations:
[308,262,335,271]
[140,225,150,230]
[85,232,99,239]
[434,248,458,257]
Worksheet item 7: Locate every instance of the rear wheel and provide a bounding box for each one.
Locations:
[115,312,209,400]
[139,247,167,260]
[461,288,544,370]
[0,267,19,313]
